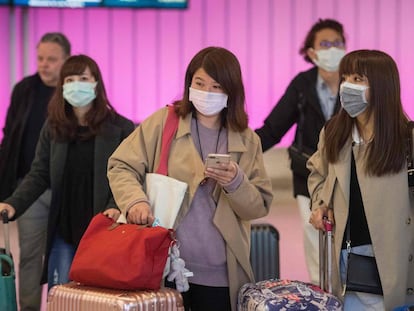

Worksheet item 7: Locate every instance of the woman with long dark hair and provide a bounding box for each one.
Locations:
[308,50,414,310]
[0,54,135,290]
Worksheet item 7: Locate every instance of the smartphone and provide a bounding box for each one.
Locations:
[205,153,231,169]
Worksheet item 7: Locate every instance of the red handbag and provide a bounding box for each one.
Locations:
[69,213,173,290]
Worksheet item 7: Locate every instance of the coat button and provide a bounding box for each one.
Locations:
[408,288,414,295]
[407,218,412,225]
[409,254,413,262]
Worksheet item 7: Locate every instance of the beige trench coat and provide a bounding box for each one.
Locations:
[308,128,414,310]
[108,107,273,310]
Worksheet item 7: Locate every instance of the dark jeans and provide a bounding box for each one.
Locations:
[165,281,231,311]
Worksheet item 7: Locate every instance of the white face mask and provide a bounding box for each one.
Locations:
[63,81,97,108]
[340,82,369,118]
[312,47,346,72]
[189,87,228,116]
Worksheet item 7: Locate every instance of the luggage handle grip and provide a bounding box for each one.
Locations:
[319,217,333,293]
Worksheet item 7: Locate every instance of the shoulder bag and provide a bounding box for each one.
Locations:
[145,105,188,229]
[69,213,173,290]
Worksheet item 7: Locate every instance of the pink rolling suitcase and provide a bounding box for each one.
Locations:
[47,282,184,311]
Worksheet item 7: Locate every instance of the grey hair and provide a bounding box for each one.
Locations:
[38,32,71,56]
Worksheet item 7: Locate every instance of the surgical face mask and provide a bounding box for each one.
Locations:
[189,87,228,116]
[63,81,97,108]
[340,81,369,118]
[312,47,346,72]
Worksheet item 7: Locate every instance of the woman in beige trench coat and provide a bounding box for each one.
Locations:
[108,46,273,311]
[308,49,414,310]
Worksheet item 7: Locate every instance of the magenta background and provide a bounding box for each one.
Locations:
[1,0,413,146]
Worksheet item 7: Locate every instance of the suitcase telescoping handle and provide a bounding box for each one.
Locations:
[1,209,11,256]
[319,217,333,293]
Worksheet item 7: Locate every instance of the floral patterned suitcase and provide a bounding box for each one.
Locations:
[237,221,342,311]
[47,282,184,311]
[237,279,342,311]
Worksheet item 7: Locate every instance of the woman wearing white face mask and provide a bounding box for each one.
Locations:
[0,54,135,290]
[256,18,347,286]
[108,47,273,311]
[308,50,414,310]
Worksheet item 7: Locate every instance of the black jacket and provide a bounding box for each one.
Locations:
[0,73,46,200]
[4,114,135,283]
[256,67,340,197]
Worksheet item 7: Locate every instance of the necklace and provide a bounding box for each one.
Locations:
[195,117,222,161]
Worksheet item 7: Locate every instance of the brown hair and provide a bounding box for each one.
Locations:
[299,18,346,63]
[48,54,115,141]
[324,49,408,176]
[173,46,248,132]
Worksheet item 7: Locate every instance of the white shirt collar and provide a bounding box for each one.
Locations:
[352,125,363,144]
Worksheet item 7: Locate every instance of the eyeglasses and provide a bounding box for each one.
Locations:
[319,40,345,48]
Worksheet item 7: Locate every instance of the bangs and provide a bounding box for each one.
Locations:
[61,61,88,78]
[201,57,222,85]
[201,50,241,95]
[339,53,368,78]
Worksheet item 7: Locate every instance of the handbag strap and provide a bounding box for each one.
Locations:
[407,121,414,193]
[156,106,179,176]
[345,154,354,252]
[295,92,306,152]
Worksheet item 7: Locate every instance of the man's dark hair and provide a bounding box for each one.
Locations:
[299,19,345,63]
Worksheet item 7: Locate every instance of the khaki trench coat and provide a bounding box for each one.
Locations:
[108,107,273,310]
[307,128,414,310]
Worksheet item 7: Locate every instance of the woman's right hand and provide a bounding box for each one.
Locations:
[126,202,154,225]
[0,203,16,220]
[309,202,335,231]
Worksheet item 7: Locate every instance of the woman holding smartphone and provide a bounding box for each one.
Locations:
[108,46,273,311]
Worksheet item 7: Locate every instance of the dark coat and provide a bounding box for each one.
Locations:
[4,114,135,283]
[255,67,340,197]
[0,73,46,200]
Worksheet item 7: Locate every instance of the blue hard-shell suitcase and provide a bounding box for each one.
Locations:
[250,223,280,282]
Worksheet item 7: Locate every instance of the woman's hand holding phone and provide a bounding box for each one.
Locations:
[204,154,236,185]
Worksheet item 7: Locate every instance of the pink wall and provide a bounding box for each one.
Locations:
[1,0,414,147]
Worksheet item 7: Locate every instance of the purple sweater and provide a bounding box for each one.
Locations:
[175,118,243,287]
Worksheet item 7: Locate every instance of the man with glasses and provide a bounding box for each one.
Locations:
[255,19,346,285]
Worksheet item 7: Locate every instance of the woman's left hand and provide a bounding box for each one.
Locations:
[103,208,121,221]
[309,202,335,231]
[204,161,237,186]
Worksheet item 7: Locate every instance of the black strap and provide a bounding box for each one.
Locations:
[345,153,354,250]
[295,93,306,152]
[407,121,414,193]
